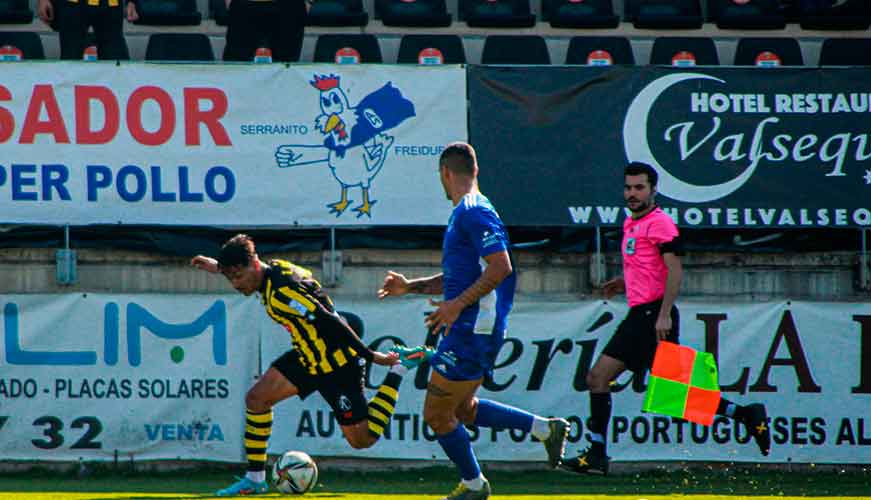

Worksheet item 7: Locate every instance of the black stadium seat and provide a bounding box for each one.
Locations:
[460,0,536,27]
[734,37,802,66]
[313,34,382,63]
[800,0,871,30]
[707,0,785,30]
[565,36,634,65]
[626,0,703,29]
[481,35,550,64]
[650,36,719,66]
[307,0,368,25]
[377,0,452,27]
[397,34,466,64]
[542,0,620,28]
[0,0,32,23]
[0,31,44,59]
[818,38,871,66]
[146,33,214,61]
[132,0,202,25]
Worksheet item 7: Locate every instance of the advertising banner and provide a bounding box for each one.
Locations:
[3,294,869,464]
[0,294,258,461]
[267,297,871,464]
[0,63,464,226]
[470,66,871,228]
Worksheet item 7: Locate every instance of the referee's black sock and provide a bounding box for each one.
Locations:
[716,398,749,421]
[588,392,612,455]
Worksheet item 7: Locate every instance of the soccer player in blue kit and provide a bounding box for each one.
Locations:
[378,142,570,500]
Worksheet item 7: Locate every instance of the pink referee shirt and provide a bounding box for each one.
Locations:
[622,207,679,307]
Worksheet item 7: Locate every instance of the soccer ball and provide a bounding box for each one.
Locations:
[271,450,318,494]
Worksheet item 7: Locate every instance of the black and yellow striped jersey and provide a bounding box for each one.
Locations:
[259,259,372,375]
[67,0,124,7]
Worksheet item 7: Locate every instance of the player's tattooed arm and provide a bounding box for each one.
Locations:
[408,274,443,295]
[454,250,512,308]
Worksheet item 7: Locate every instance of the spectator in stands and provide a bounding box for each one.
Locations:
[559,162,771,476]
[222,0,307,62]
[37,0,135,59]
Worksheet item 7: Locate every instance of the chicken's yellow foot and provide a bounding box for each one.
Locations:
[327,188,352,216]
[353,189,377,218]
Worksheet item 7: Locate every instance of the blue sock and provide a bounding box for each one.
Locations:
[473,399,534,432]
[436,424,480,481]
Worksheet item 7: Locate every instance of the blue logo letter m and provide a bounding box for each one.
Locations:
[126,301,227,366]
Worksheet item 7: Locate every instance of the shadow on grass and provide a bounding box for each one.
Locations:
[1,467,870,497]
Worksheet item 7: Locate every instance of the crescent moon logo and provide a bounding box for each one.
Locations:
[623,73,759,203]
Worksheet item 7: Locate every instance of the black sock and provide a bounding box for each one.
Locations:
[367,372,402,440]
[716,398,747,420]
[588,392,612,455]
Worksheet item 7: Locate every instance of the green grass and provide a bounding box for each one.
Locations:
[0,466,869,499]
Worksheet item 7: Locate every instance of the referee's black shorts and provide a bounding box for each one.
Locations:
[271,350,368,426]
[602,299,679,374]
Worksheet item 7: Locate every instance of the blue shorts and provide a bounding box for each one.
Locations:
[430,328,504,381]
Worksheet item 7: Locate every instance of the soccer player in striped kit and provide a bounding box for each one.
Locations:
[379,142,570,500]
[192,235,422,496]
[560,162,771,476]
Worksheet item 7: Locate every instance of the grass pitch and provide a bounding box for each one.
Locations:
[0,466,869,499]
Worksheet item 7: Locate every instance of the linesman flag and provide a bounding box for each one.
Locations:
[642,342,721,425]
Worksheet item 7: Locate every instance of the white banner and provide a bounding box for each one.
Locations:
[0,63,464,226]
[2,295,870,464]
[266,298,871,464]
[0,294,259,461]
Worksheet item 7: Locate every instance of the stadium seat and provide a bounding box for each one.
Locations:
[799,0,871,30]
[0,0,32,23]
[542,0,620,28]
[481,35,550,64]
[626,0,703,29]
[145,33,214,61]
[818,38,871,66]
[74,30,129,61]
[707,0,785,29]
[397,34,465,64]
[306,0,368,26]
[460,0,536,28]
[132,0,202,25]
[734,37,802,66]
[376,0,452,27]
[650,36,719,66]
[0,31,43,59]
[210,0,229,26]
[565,36,634,65]
[313,34,382,63]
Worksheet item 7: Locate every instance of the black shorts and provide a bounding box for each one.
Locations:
[602,299,680,374]
[271,350,367,426]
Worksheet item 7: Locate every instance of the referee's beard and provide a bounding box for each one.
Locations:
[627,198,652,213]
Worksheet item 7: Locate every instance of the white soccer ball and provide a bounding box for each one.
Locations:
[271,450,318,494]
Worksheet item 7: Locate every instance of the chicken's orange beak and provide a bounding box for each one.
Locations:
[325,114,342,133]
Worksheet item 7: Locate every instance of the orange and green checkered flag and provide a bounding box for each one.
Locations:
[643,342,721,425]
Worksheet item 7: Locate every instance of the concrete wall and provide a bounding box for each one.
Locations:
[1,247,866,301]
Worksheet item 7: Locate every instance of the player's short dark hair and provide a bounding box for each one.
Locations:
[217,234,255,269]
[439,142,477,176]
[624,161,658,187]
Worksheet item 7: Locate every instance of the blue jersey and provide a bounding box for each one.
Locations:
[442,193,516,336]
